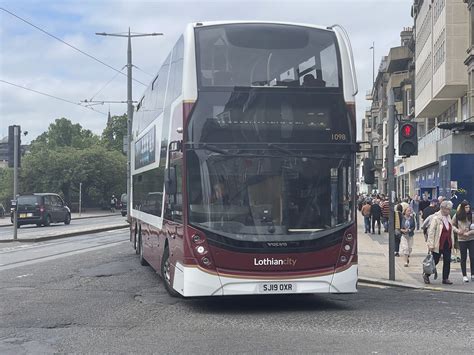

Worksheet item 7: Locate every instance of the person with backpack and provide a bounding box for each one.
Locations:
[110,195,117,213]
[361,200,372,234]
[370,199,382,235]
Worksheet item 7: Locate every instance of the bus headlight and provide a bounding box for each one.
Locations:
[196,245,206,255]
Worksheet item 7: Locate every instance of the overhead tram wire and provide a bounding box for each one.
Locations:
[0,79,107,116]
[0,7,147,87]
[89,65,127,102]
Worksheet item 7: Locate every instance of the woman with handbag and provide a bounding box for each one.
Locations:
[452,200,474,283]
[424,200,455,285]
[400,207,416,267]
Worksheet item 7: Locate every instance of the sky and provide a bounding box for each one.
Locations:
[0,0,414,143]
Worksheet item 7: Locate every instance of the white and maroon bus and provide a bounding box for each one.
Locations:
[131,21,358,297]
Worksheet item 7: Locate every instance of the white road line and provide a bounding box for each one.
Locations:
[0,240,128,272]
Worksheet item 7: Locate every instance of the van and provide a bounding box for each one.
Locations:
[13,193,71,228]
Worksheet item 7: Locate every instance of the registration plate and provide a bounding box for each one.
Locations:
[19,213,32,218]
[258,283,296,293]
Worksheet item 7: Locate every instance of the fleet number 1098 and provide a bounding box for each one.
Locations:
[331,133,347,141]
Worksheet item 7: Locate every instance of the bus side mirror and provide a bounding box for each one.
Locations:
[165,167,177,195]
[363,158,375,184]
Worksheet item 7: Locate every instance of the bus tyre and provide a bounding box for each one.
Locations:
[135,226,140,254]
[139,234,149,266]
[161,246,180,297]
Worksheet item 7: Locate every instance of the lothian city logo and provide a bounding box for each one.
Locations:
[253,257,297,266]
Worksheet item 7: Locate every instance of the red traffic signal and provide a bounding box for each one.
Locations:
[401,123,415,138]
[398,122,418,157]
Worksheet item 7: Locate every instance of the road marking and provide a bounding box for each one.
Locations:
[0,240,128,272]
[16,273,33,278]
[358,282,389,289]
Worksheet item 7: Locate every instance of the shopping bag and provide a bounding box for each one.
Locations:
[422,253,436,276]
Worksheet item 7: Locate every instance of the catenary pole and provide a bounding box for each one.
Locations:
[387,89,396,281]
[96,29,163,221]
[13,126,19,240]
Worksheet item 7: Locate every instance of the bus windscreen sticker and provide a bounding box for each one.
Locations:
[135,126,156,169]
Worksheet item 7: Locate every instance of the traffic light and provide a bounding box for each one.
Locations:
[363,158,375,184]
[398,121,418,157]
[7,125,21,168]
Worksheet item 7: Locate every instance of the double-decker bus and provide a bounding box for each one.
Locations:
[131,21,358,297]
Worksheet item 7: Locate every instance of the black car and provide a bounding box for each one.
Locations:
[13,193,71,228]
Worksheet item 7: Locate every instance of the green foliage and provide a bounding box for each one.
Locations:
[16,117,126,209]
[32,117,100,150]
[101,114,127,154]
[0,168,13,210]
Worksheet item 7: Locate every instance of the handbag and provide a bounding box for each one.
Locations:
[422,253,437,279]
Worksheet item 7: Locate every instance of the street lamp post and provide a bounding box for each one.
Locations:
[96,29,163,221]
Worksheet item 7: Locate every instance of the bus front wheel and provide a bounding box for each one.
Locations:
[161,246,180,297]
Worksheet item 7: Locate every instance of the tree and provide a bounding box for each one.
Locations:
[20,145,126,208]
[101,113,127,154]
[32,117,100,150]
[0,168,13,211]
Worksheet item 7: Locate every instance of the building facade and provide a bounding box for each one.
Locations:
[405,0,474,205]
[364,29,415,196]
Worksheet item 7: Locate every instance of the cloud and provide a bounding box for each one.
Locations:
[0,0,413,142]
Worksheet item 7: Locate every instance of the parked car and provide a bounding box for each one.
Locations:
[12,193,71,228]
[120,193,127,217]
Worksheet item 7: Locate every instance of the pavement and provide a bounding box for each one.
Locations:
[357,220,474,293]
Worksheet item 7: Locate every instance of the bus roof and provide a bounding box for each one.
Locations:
[190,21,333,32]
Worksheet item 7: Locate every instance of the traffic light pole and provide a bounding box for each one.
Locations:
[387,89,396,281]
[13,126,19,240]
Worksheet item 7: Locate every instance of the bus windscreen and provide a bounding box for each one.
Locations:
[196,24,341,88]
[187,151,353,241]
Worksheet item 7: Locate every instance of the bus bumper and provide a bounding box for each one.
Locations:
[173,263,358,297]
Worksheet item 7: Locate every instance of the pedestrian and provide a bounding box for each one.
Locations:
[419,194,430,216]
[452,200,474,283]
[361,200,372,234]
[410,194,420,230]
[381,198,390,232]
[110,194,117,213]
[400,206,416,267]
[422,199,438,221]
[424,200,455,285]
[370,199,382,234]
[394,204,403,256]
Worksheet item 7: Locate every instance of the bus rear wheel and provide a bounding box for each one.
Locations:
[161,246,180,297]
[138,233,148,266]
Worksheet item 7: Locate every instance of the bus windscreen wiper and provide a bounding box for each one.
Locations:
[267,143,293,155]
[199,144,230,155]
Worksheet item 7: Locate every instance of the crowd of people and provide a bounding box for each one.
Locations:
[358,193,474,286]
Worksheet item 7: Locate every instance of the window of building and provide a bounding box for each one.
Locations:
[405,88,412,116]
[373,145,379,160]
[471,7,474,47]
[462,95,468,121]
